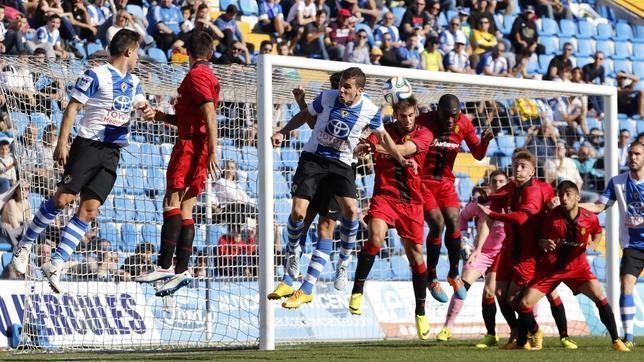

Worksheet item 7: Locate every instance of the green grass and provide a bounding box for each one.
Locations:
[0,337,639,360]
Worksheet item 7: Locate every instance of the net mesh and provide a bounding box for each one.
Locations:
[0,55,611,350]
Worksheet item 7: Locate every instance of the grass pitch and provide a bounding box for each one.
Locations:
[0,337,639,360]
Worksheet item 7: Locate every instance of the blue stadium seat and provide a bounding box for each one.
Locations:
[595,40,614,56]
[614,59,632,74]
[637,121,644,134]
[612,41,631,60]
[619,119,636,135]
[576,38,594,57]
[577,20,595,39]
[160,143,173,156]
[392,7,405,27]
[540,36,558,55]
[28,192,43,212]
[98,222,119,244]
[540,18,559,36]
[111,173,127,195]
[144,167,165,194]
[280,147,299,171]
[614,22,633,42]
[586,117,602,131]
[134,198,157,221]
[219,0,238,12]
[121,142,140,167]
[141,223,160,244]
[147,47,167,63]
[87,42,103,56]
[140,143,163,167]
[274,199,291,225]
[457,177,474,202]
[124,167,145,195]
[390,255,411,280]
[387,228,403,252]
[363,173,375,198]
[113,197,136,222]
[634,61,644,77]
[501,15,516,35]
[126,4,145,19]
[238,0,258,16]
[220,145,242,164]
[208,224,228,246]
[246,170,258,197]
[633,43,644,61]
[496,134,515,155]
[538,54,554,72]
[193,225,206,249]
[240,145,258,170]
[485,138,498,156]
[576,56,593,68]
[603,58,614,75]
[526,56,541,74]
[559,19,577,38]
[372,258,392,280]
[273,172,290,198]
[120,223,139,252]
[594,23,613,40]
[1,252,13,270]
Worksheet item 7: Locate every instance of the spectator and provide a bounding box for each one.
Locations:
[0,139,15,192]
[215,4,245,49]
[252,40,273,64]
[87,0,111,27]
[400,0,432,41]
[258,0,290,38]
[214,160,253,206]
[173,5,225,57]
[30,14,68,59]
[95,249,119,280]
[213,40,250,65]
[344,29,370,64]
[68,0,98,43]
[443,32,471,73]
[573,143,603,191]
[618,128,631,170]
[31,49,66,115]
[106,9,146,45]
[180,5,195,33]
[617,71,643,119]
[121,242,155,279]
[544,140,583,189]
[315,0,331,18]
[299,10,327,59]
[150,0,183,52]
[544,42,573,81]
[325,8,353,61]
[421,36,443,71]
[370,46,382,65]
[525,121,559,172]
[457,7,472,38]
[374,11,399,47]
[510,5,539,61]
[285,0,316,50]
[520,0,572,21]
[396,33,421,68]
[32,0,80,43]
[470,16,497,65]
[587,127,605,159]
[476,42,508,76]
[582,52,606,116]
[380,32,402,67]
[439,16,465,54]
[191,250,209,278]
[216,230,247,277]
[425,0,441,37]
[277,40,292,56]
[2,15,28,55]
[469,0,498,37]
[1,183,30,248]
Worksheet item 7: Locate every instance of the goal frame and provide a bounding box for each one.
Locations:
[256,54,619,351]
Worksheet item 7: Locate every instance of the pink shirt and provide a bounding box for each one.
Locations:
[459,201,505,254]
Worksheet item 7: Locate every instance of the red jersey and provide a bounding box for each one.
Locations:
[416,111,488,182]
[174,61,220,140]
[367,123,432,204]
[539,206,602,271]
[489,178,554,259]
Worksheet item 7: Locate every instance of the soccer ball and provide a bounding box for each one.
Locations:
[382,77,413,105]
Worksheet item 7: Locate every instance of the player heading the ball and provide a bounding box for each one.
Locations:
[12,29,154,293]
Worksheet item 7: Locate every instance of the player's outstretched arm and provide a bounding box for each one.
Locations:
[152,110,178,126]
[579,201,608,214]
[54,99,83,166]
[202,101,221,179]
[375,130,418,173]
[271,108,315,147]
[467,127,494,161]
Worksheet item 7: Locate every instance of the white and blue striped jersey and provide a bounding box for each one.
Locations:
[599,172,644,250]
[304,90,383,166]
[69,63,145,146]
[34,26,61,46]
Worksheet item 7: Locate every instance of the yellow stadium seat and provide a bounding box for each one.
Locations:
[209,10,222,21]
[453,153,494,185]
[237,21,251,36]
[245,33,271,51]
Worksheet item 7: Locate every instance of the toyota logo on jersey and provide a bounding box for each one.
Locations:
[113,95,133,112]
[325,119,351,138]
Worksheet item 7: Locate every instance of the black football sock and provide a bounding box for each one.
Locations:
[352,250,376,295]
[596,299,619,341]
[482,296,497,336]
[426,243,441,281]
[548,295,568,338]
[445,234,462,278]
[175,219,195,274]
[158,209,182,269]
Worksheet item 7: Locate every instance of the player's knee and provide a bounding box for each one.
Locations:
[518,298,533,312]
[445,213,459,231]
[342,206,359,220]
[427,217,444,234]
[77,206,98,222]
[620,278,636,294]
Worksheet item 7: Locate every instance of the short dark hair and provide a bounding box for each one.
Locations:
[197,3,209,11]
[330,71,342,89]
[181,5,193,14]
[629,141,644,151]
[109,28,140,56]
[341,67,366,88]
[186,30,214,58]
[393,96,418,114]
[488,169,508,181]
[33,48,47,56]
[438,93,460,110]
[48,14,61,22]
[316,9,326,17]
[226,4,237,13]
[620,128,631,134]
[557,180,579,194]
[0,140,10,146]
[260,40,272,49]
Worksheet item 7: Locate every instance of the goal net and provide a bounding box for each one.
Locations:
[0,54,619,352]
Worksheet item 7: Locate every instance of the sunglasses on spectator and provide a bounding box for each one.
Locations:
[357,34,367,39]
[233,47,244,52]
[565,47,573,51]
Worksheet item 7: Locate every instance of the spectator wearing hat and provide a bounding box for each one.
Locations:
[421,36,443,71]
[510,5,540,61]
[439,15,466,54]
[396,33,421,68]
[457,7,472,38]
[150,0,183,52]
[374,11,400,47]
[258,0,291,38]
[370,46,382,65]
[476,42,508,76]
[344,29,370,64]
[215,4,246,49]
[443,32,471,73]
[400,0,432,41]
[470,15,496,66]
[325,8,354,61]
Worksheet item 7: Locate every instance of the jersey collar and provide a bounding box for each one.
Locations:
[628,173,644,185]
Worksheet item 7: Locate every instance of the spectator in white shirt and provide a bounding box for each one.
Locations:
[373,11,399,47]
[0,140,16,193]
[477,42,508,76]
[443,32,471,73]
[544,140,583,189]
[439,16,465,54]
[106,10,146,45]
[285,0,316,51]
[28,14,67,59]
[214,160,253,206]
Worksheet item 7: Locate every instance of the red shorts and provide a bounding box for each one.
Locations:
[166,139,209,194]
[422,179,460,211]
[367,195,424,244]
[529,262,596,295]
[494,245,536,286]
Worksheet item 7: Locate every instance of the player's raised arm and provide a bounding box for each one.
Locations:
[464,121,494,160]
[375,130,417,172]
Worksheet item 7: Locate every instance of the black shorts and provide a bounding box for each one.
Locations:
[292,152,356,200]
[307,178,340,221]
[58,137,120,204]
[620,247,644,277]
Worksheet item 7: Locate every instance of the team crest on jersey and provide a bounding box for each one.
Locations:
[580,228,586,235]
[121,82,128,92]
[341,110,349,118]
[454,125,460,134]
[63,174,72,184]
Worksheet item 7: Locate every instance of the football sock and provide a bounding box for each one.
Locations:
[597,298,619,341]
[338,217,358,267]
[51,215,89,266]
[300,238,332,295]
[24,198,62,245]
[426,241,441,281]
[352,246,378,295]
[283,233,308,286]
[287,215,305,254]
[620,293,635,342]
[158,209,182,269]
[445,232,462,278]
[547,295,568,338]
[445,296,465,328]
[411,262,427,316]
[498,300,518,331]
[175,218,195,274]
[517,307,538,347]
[482,295,497,336]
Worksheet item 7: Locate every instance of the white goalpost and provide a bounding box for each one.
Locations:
[0,54,620,352]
